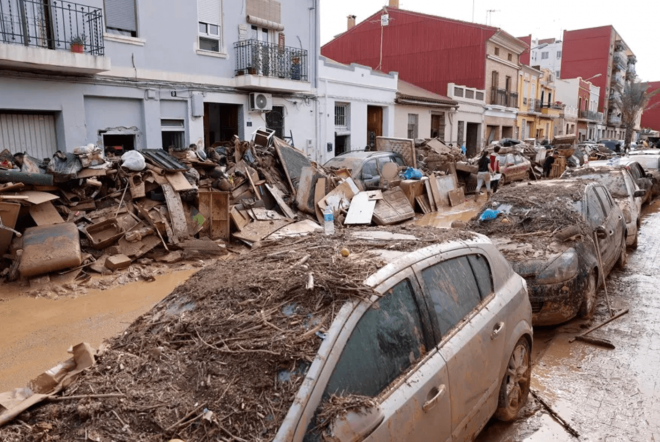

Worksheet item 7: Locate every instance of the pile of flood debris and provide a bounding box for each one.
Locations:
[0,133,471,289]
[0,226,471,442]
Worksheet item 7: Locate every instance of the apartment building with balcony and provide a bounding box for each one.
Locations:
[555,77,603,142]
[321,1,526,151]
[561,25,637,140]
[516,66,560,142]
[0,0,320,158]
[641,81,660,133]
[447,83,486,157]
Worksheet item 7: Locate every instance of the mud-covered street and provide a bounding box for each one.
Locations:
[477,201,660,442]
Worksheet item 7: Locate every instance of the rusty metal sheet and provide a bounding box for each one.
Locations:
[141,149,187,172]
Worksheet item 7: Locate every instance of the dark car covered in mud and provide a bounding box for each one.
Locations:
[471,180,627,325]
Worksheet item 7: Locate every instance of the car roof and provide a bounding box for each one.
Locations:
[329,151,399,160]
[563,165,625,177]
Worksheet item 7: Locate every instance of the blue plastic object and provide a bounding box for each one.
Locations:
[403,167,423,180]
[480,209,501,221]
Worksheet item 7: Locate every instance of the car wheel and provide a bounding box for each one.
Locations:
[494,338,531,422]
[578,270,597,319]
[617,235,628,269]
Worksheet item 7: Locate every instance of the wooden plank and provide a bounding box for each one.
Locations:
[198,190,231,240]
[161,183,188,244]
[0,195,29,201]
[398,180,426,208]
[423,178,437,212]
[165,172,194,192]
[415,195,432,214]
[274,138,312,196]
[265,184,296,219]
[29,201,64,226]
[0,202,20,256]
[295,165,324,215]
[0,183,24,193]
[372,188,416,226]
[16,190,59,205]
[448,187,465,207]
[344,192,376,225]
[232,219,293,245]
[230,206,250,231]
[314,178,326,224]
[375,137,417,168]
[77,168,107,179]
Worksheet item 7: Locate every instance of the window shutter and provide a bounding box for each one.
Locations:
[246,0,281,25]
[104,0,137,32]
[198,0,221,25]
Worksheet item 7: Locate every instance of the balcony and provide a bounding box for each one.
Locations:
[0,0,108,74]
[608,115,621,126]
[234,39,310,93]
[580,110,604,123]
[613,52,627,71]
[490,88,518,108]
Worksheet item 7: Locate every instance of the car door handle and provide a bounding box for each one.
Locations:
[423,384,446,412]
[618,215,623,220]
[609,230,614,236]
[491,322,505,340]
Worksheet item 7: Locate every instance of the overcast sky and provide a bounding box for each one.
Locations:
[319,0,659,81]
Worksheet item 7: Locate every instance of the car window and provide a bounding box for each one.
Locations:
[361,159,378,179]
[467,255,494,299]
[324,280,426,398]
[595,186,614,209]
[497,154,507,166]
[514,154,525,165]
[378,156,400,170]
[586,189,606,227]
[421,256,482,336]
[506,154,515,165]
[622,172,635,196]
[391,156,405,167]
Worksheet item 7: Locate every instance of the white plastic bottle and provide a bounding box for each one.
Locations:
[323,206,335,235]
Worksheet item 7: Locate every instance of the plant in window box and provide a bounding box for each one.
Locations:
[70,34,86,53]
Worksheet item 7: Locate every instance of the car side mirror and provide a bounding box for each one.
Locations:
[330,405,385,441]
[634,190,647,198]
[595,225,608,239]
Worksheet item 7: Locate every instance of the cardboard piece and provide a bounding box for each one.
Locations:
[265,184,297,219]
[318,179,357,215]
[0,343,96,428]
[0,202,20,256]
[165,171,194,192]
[117,235,161,258]
[29,201,64,226]
[427,139,451,154]
[16,191,59,205]
[267,220,322,240]
[398,180,426,208]
[344,192,377,225]
[232,219,293,245]
[448,187,465,207]
[314,178,326,224]
[372,188,416,226]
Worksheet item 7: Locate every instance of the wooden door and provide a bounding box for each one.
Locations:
[431,114,445,140]
[367,106,383,149]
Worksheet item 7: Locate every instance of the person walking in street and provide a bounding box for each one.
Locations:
[543,151,557,178]
[490,146,501,193]
[475,149,493,201]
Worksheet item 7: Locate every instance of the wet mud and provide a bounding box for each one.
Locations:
[477,199,660,441]
[0,269,197,392]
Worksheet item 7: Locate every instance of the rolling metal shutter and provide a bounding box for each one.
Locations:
[104,0,137,32]
[246,0,282,27]
[198,0,221,25]
[0,113,58,159]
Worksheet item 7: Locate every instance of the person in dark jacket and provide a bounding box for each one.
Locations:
[543,152,557,178]
[475,149,493,200]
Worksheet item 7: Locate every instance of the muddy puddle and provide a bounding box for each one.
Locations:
[0,269,197,392]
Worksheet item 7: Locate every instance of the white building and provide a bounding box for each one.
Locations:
[530,38,563,79]
[317,56,398,164]
[446,83,486,157]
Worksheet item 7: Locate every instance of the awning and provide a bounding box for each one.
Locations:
[247,15,284,31]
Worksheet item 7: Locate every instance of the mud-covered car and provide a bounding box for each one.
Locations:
[324,151,406,190]
[562,166,645,248]
[471,180,627,326]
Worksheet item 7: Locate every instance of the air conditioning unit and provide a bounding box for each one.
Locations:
[249,92,273,112]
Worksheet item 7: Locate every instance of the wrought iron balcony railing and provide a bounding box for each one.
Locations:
[580,110,603,122]
[0,0,104,55]
[234,39,308,82]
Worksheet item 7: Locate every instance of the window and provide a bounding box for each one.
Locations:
[468,255,494,298]
[161,119,185,149]
[407,114,419,139]
[492,71,499,89]
[324,280,425,398]
[421,256,482,336]
[597,185,615,209]
[495,47,500,56]
[556,70,561,78]
[557,50,562,59]
[266,106,285,139]
[505,76,511,93]
[362,160,378,180]
[335,103,349,127]
[508,53,512,62]
[506,153,515,165]
[198,0,222,52]
[457,121,465,147]
[541,51,549,60]
[586,189,606,227]
[104,0,138,37]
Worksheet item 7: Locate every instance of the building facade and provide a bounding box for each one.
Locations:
[529,38,563,79]
[0,0,321,158]
[446,83,486,156]
[516,66,560,142]
[317,57,397,164]
[561,25,637,140]
[640,81,660,133]
[555,77,603,142]
[321,6,526,150]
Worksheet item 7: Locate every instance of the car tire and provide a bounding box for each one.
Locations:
[494,337,531,422]
[578,270,597,319]
[617,234,628,269]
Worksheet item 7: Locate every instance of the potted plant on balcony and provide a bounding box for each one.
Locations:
[70,34,86,54]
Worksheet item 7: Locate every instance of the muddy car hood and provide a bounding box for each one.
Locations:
[491,237,568,278]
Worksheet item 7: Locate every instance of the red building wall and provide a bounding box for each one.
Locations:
[561,26,613,114]
[518,35,532,66]
[641,82,660,131]
[321,8,497,97]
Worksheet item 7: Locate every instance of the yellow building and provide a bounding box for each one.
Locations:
[517,67,560,141]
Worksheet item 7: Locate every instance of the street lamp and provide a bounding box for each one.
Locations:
[584,73,602,82]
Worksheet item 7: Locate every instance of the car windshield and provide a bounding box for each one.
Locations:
[571,173,628,198]
[323,156,364,172]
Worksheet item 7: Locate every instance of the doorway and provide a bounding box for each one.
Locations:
[102,134,135,156]
[502,126,513,139]
[466,123,479,157]
[204,103,240,146]
[335,134,350,156]
[367,106,383,149]
[266,106,285,139]
[431,113,446,139]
